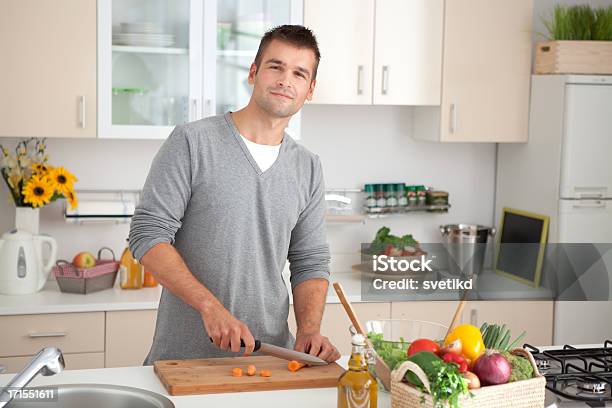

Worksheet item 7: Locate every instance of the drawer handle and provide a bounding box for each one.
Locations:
[28,331,67,338]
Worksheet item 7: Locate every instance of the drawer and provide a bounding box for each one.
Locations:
[0,352,105,374]
[0,312,105,356]
[105,310,157,368]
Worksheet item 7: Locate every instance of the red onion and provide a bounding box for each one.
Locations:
[473,351,511,386]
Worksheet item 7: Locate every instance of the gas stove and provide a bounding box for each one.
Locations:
[525,341,612,407]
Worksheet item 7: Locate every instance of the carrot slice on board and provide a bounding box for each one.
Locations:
[259,369,272,377]
[232,368,243,377]
[288,360,306,372]
[246,365,256,376]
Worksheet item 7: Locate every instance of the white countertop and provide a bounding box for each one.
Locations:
[0,272,366,316]
[0,356,392,408]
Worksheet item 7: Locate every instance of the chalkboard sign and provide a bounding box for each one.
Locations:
[495,208,549,287]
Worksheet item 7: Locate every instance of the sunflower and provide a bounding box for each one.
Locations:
[48,166,77,195]
[22,176,54,208]
[31,162,51,175]
[65,189,78,210]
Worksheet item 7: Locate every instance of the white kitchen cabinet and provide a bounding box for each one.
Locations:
[305,0,442,106]
[289,303,391,355]
[0,0,97,138]
[97,0,203,139]
[105,310,158,368]
[372,0,443,105]
[304,0,375,105]
[467,301,553,347]
[413,0,533,142]
[98,0,303,140]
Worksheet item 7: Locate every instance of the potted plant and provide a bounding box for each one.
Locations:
[535,5,612,74]
[0,138,78,234]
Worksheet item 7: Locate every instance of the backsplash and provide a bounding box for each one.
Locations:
[0,105,495,274]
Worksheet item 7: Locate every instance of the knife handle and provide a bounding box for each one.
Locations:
[209,337,261,351]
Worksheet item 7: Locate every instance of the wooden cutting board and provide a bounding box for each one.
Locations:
[154,355,345,395]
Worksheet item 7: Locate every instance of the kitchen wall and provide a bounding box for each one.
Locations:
[2,0,608,274]
[0,105,496,272]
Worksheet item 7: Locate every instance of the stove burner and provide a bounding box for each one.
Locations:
[537,359,551,371]
[577,379,608,395]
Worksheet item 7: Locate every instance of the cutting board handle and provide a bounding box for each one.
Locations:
[209,337,261,351]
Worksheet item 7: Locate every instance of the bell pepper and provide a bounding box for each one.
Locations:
[442,352,468,373]
[444,324,485,362]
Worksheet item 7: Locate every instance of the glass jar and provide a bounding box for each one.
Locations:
[364,184,376,209]
[416,185,427,208]
[374,184,386,208]
[396,183,407,207]
[385,184,398,208]
[406,185,417,208]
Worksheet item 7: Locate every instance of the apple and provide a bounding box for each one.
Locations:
[72,251,96,268]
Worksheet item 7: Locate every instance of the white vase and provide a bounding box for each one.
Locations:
[15,206,40,234]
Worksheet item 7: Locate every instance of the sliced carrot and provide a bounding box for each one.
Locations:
[246,364,257,376]
[259,369,272,377]
[231,367,243,377]
[288,360,306,372]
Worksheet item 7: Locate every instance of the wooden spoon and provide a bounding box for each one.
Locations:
[332,282,392,391]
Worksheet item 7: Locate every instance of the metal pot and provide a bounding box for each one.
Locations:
[439,224,495,276]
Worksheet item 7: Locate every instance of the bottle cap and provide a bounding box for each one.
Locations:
[351,333,366,346]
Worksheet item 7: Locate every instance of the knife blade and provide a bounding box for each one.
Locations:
[209,337,328,366]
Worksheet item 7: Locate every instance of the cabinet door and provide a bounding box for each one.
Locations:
[468,301,553,347]
[289,303,390,355]
[0,0,96,138]
[304,0,375,105]
[105,310,158,368]
[97,0,203,139]
[440,0,533,142]
[0,353,105,374]
[373,0,443,105]
[209,0,303,138]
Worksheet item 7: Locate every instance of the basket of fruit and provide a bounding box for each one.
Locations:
[53,247,119,294]
[369,322,545,408]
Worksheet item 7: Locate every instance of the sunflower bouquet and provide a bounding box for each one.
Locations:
[0,138,78,209]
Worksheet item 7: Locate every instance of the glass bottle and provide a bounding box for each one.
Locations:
[337,334,377,408]
[119,240,143,289]
[374,184,386,208]
[385,184,398,208]
[396,183,408,207]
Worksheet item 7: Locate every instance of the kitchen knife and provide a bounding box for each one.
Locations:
[209,338,328,366]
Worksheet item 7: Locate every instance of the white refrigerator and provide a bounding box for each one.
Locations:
[496,75,612,345]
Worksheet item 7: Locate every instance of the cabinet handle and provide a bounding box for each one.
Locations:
[78,96,85,128]
[357,65,364,95]
[381,65,389,95]
[449,103,457,134]
[470,309,478,326]
[191,98,199,120]
[28,331,67,338]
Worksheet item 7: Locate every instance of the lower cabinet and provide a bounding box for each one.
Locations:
[289,303,391,355]
[0,353,105,374]
[105,310,158,368]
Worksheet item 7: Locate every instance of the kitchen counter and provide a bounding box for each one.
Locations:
[0,272,367,316]
[0,356,392,407]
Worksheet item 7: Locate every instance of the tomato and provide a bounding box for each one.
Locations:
[407,339,440,357]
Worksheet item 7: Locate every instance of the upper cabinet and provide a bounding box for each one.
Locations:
[210,0,303,139]
[97,0,203,139]
[413,0,534,142]
[0,0,97,138]
[305,0,443,106]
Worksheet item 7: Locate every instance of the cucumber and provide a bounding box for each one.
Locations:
[404,351,443,388]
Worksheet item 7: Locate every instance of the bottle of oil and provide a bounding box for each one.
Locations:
[119,239,143,289]
[337,334,377,408]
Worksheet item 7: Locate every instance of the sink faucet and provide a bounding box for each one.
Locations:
[0,347,64,407]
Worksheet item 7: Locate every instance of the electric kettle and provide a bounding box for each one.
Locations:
[0,229,58,295]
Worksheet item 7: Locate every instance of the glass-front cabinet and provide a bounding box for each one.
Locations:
[98,0,302,140]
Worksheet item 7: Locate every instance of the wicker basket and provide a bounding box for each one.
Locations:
[53,247,119,294]
[390,348,546,408]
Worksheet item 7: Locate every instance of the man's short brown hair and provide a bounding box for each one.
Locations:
[254,25,321,80]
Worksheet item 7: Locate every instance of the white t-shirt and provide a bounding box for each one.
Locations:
[240,134,281,172]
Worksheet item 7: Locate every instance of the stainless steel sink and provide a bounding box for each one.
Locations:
[6,384,174,408]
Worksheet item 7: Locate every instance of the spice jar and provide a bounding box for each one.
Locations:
[385,184,398,208]
[416,185,427,208]
[364,184,376,209]
[374,184,386,208]
[396,183,407,207]
[406,186,417,208]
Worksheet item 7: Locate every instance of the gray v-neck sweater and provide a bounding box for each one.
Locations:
[129,112,331,364]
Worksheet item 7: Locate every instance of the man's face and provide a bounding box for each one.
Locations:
[248,39,317,119]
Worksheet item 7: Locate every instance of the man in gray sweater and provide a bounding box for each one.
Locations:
[129,25,340,364]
